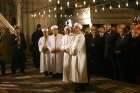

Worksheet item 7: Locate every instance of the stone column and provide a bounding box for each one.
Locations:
[16,0,22,26]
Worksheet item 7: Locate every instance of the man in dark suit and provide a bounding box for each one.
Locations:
[113,24,130,81]
[103,24,117,79]
[31,24,43,68]
[85,26,103,81]
[11,26,26,74]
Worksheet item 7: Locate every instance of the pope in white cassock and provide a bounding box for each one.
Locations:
[38,28,51,74]
[61,26,73,82]
[49,25,63,75]
[69,23,88,84]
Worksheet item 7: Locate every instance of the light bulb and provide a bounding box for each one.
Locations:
[136,1,139,6]
[57,0,60,4]
[126,2,128,7]
[54,7,56,11]
[49,0,52,2]
[75,3,78,8]
[39,12,41,15]
[67,1,70,7]
[60,6,63,10]
[55,15,57,18]
[43,10,45,14]
[109,5,112,10]
[48,14,50,18]
[102,7,105,11]
[84,1,86,5]
[95,8,98,12]
[118,4,121,8]
[93,0,95,3]
[49,9,51,13]
[76,13,79,16]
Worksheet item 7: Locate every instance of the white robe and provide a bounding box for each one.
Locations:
[69,33,88,83]
[49,34,63,74]
[61,34,73,82]
[38,36,51,73]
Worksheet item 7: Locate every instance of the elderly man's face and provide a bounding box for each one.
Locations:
[64,28,71,35]
[43,31,48,37]
[74,26,81,33]
[53,28,58,35]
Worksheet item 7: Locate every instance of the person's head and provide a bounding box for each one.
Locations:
[90,26,97,34]
[15,26,21,35]
[64,26,72,35]
[103,24,112,32]
[51,25,58,36]
[74,23,82,34]
[42,28,48,37]
[132,24,140,38]
[116,24,126,35]
[98,27,105,33]
[85,27,91,34]
[37,24,41,30]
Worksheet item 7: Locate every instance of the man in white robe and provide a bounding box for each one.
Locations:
[38,28,51,74]
[69,23,88,90]
[49,25,63,76]
[61,26,73,82]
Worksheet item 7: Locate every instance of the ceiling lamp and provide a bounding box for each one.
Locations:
[60,6,63,10]
[57,0,60,4]
[126,2,128,7]
[49,9,51,13]
[49,0,52,3]
[102,7,105,11]
[54,7,56,11]
[95,8,98,12]
[118,4,121,8]
[109,5,112,10]
[55,14,57,18]
[83,1,86,5]
[136,1,139,6]
[75,3,78,8]
[48,14,50,18]
[93,0,95,3]
[43,10,46,14]
[60,14,63,18]
[67,1,70,7]
[39,12,41,15]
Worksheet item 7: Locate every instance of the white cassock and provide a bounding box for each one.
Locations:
[38,36,51,73]
[61,34,73,82]
[49,34,63,74]
[69,33,88,83]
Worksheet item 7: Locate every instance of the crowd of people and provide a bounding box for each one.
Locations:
[0,21,140,91]
[31,23,140,85]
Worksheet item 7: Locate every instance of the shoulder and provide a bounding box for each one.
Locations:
[39,36,44,40]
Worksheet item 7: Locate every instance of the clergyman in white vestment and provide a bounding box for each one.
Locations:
[38,29,51,74]
[49,25,63,75]
[61,26,73,82]
[69,23,88,84]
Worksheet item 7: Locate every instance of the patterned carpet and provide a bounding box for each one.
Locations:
[0,68,140,93]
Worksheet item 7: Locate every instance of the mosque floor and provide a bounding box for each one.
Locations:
[0,66,140,93]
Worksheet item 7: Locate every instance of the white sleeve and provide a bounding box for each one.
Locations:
[38,38,43,52]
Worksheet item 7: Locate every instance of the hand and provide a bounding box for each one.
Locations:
[51,48,61,53]
[43,46,49,53]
